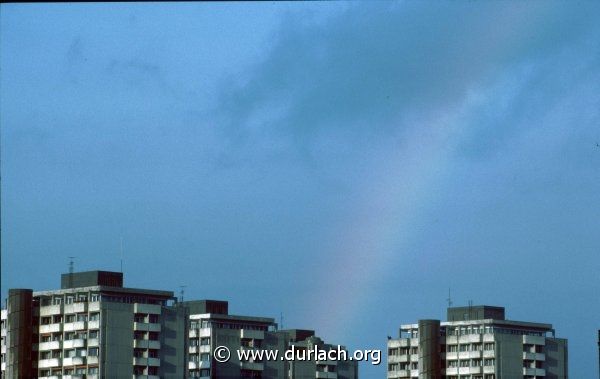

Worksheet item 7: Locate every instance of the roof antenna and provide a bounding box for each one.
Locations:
[447,288,453,308]
[179,285,187,302]
[280,312,284,330]
[68,256,76,288]
[120,236,124,273]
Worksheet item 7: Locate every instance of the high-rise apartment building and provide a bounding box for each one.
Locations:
[387,305,568,379]
[0,270,187,379]
[184,300,277,378]
[182,301,358,379]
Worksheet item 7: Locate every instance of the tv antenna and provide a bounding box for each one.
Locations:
[119,236,124,273]
[179,285,187,302]
[68,256,76,288]
[447,288,453,308]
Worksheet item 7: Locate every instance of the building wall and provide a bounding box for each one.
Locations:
[545,337,568,378]
[5,289,34,379]
[101,302,135,377]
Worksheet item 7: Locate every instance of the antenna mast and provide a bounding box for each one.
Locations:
[120,236,124,273]
[68,256,76,288]
[179,285,187,303]
[447,288,453,308]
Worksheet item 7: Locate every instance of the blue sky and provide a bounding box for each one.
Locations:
[2,2,599,377]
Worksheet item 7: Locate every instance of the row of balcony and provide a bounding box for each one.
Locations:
[133,322,161,332]
[445,366,495,375]
[189,328,211,338]
[132,357,160,367]
[188,360,211,370]
[40,302,101,316]
[39,302,163,317]
[38,356,98,368]
[133,339,161,350]
[315,372,337,379]
[189,345,211,354]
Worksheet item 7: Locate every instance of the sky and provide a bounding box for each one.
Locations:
[1,2,599,377]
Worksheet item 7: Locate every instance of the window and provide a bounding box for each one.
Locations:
[200,353,210,361]
[88,367,99,374]
[459,344,469,352]
[65,314,76,323]
[76,314,87,322]
[66,296,74,304]
[484,358,495,366]
[65,349,76,358]
[89,347,99,357]
[484,343,494,351]
[460,360,469,367]
[52,297,62,305]
[89,313,100,321]
[89,330,99,339]
[41,317,52,325]
[447,345,458,352]
[200,337,210,345]
[90,294,100,302]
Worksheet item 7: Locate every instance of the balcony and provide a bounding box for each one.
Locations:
[39,323,62,334]
[240,361,264,371]
[189,360,211,370]
[133,357,161,367]
[63,339,86,349]
[88,320,100,329]
[39,341,62,351]
[88,355,99,364]
[133,339,161,350]
[64,302,87,314]
[88,338,99,347]
[468,350,482,359]
[483,350,495,358]
[523,367,546,376]
[38,358,62,368]
[89,302,100,312]
[315,372,336,379]
[523,335,545,346]
[134,322,161,332]
[40,304,63,316]
[63,356,86,365]
[468,366,483,374]
[240,329,264,340]
[134,303,162,315]
[63,321,87,332]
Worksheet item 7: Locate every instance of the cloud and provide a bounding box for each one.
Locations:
[214,2,600,155]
